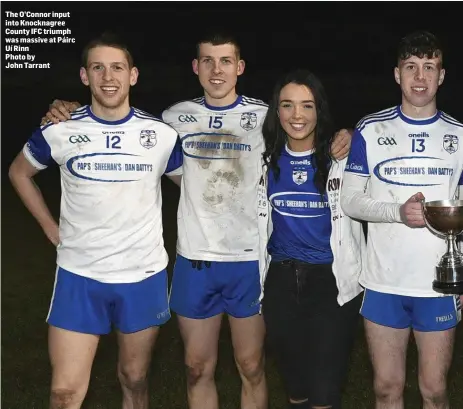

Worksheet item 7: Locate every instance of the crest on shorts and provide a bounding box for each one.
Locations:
[240,112,257,131]
[443,134,458,154]
[292,170,307,185]
[140,130,157,149]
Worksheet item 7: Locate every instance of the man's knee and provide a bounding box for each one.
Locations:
[235,349,265,383]
[118,364,148,392]
[50,388,85,409]
[185,357,216,386]
[373,373,405,401]
[419,374,448,405]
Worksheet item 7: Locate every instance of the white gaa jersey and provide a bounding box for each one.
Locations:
[162,95,268,261]
[24,105,182,283]
[345,106,463,296]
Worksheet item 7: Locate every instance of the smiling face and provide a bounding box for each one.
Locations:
[80,45,138,114]
[192,42,245,107]
[394,54,445,118]
[278,82,318,152]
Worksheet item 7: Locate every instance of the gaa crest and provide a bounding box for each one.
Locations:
[292,170,307,185]
[443,134,458,154]
[240,112,257,131]
[140,130,157,149]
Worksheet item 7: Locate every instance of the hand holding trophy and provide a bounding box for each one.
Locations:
[422,199,463,294]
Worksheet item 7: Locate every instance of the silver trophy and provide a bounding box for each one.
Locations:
[422,199,463,294]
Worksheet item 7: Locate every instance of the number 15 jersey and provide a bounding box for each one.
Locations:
[163,96,268,261]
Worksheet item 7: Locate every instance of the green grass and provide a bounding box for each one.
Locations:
[2,177,462,408]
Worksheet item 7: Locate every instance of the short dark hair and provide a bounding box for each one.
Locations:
[397,30,443,66]
[262,69,335,195]
[195,32,241,59]
[81,32,134,68]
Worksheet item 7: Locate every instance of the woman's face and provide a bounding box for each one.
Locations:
[278,83,317,149]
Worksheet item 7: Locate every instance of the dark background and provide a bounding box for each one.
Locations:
[2,3,463,408]
[2,2,463,172]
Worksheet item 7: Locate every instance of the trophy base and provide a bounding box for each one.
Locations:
[432,280,463,295]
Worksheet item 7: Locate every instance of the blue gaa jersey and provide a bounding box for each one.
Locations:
[345,106,463,296]
[162,96,268,261]
[267,145,333,264]
[23,105,182,283]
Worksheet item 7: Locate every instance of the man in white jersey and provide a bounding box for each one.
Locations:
[9,34,182,409]
[341,31,462,409]
[40,32,352,409]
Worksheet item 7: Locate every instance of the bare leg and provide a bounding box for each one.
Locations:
[178,314,223,409]
[364,319,410,409]
[117,327,160,409]
[229,314,267,409]
[48,326,99,409]
[414,328,456,409]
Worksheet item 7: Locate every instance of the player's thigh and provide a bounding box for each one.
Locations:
[222,260,261,318]
[414,327,456,387]
[47,267,112,335]
[117,327,160,377]
[363,318,410,383]
[112,270,171,334]
[48,325,99,389]
[228,313,265,370]
[170,255,223,319]
[177,314,223,368]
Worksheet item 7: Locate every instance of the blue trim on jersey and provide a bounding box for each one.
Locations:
[440,114,463,128]
[373,156,443,187]
[204,95,243,111]
[345,129,369,175]
[241,96,268,108]
[133,108,164,123]
[397,106,440,125]
[165,136,184,173]
[66,152,140,182]
[356,106,398,130]
[86,106,135,125]
[26,129,56,167]
[459,171,463,185]
[358,112,399,132]
[69,114,90,122]
[71,106,88,116]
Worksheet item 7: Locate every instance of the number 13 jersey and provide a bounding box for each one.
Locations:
[345,106,463,296]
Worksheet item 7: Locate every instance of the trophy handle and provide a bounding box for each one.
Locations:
[420,199,447,239]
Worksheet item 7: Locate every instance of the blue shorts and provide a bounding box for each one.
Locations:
[361,288,461,332]
[169,255,261,319]
[47,267,171,335]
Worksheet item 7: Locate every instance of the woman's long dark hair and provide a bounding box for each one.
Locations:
[262,69,335,195]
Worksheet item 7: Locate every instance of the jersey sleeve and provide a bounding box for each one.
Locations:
[459,170,463,185]
[345,128,369,176]
[165,134,183,176]
[23,128,55,170]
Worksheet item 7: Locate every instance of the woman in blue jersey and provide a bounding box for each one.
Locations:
[259,69,365,409]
